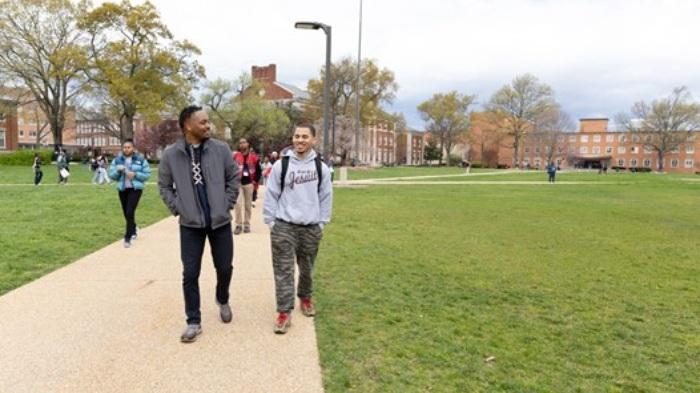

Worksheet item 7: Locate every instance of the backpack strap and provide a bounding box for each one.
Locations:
[279,156,290,194]
[278,155,323,195]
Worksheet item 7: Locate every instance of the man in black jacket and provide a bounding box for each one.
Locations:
[158,105,240,343]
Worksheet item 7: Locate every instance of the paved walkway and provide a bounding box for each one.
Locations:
[0,188,324,393]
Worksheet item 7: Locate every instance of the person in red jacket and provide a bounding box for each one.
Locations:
[232,138,261,234]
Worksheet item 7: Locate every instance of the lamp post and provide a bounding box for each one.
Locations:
[295,21,332,158]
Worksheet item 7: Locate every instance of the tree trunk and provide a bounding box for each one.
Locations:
[123,114,135,141]
[438,137,444,166]
[512,137,519,169]
[657,150,665,172]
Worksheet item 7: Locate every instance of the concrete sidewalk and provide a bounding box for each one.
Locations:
[0,189,324,393]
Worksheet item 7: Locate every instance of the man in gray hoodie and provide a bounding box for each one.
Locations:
[158,105,240,343]
[263,124,333,334]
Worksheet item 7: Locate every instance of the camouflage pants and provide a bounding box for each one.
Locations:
[270,220,323,312]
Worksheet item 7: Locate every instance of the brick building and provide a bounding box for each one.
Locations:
[396,130,425,165]
[470,114,700,173]
[251,64,309,105]
[0,99,19,151]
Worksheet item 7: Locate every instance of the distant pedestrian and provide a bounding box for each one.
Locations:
[263,124,333,334]
[109,139,151,248]
[56,150,69,185]
[93,154,110,185]
[232,138,261,234]
[262,156,272,185]
[158,105,239,343]
[32,153,43,186]
[547,161,557,183]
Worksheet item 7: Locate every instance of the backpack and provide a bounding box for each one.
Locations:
[279,155,323,194]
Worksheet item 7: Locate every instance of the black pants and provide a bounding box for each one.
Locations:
[180,223,234,325]
[34,170,43,185]
[118,188,142,241]
[548,173,556,183]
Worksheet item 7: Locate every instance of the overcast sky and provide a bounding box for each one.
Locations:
[141,0,700,130]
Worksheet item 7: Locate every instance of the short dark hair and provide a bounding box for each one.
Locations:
[179,105,203,130]
[123,138,134,145]
[295,124,316,136]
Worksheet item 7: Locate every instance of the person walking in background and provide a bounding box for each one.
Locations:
[109,139,151,248]
[158,105,239,343]
[32,153,43,186]
[93,154,110,185]
[263,124,333,334]
[547,161,557,183]
[232,138,261,234]
[262,156,272,185]
[56,150,69,185]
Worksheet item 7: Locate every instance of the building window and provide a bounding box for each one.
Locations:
[592,146,601,154]
[644,146,653,154]
[618,146,626,154]
[534,158,541,168]
[557,135,564,142]
[630,159,638,167]
[606,135,614,142]
[580,135,589,143]
[30,131,37,137]
[19,130,24,137]
[524,147,530,153]
[593,134,601,142]
[535,147,540,154]
[671,146,680,153]
[631,146,639,154]
[557,146,564,153]
[0,128,5,148]
[632,135,640,142]
[580,146,588,154]
[687,134,696,142]
[671,159,679,168]
[617,159,625,167]
[643,159,652,168]
[569,135,576,143]
[644,135,652,143]
[686,145,695,154]
[606,146,613,154]
[619,134,627,142]
[556,158,562,166]
[685,159,694,168]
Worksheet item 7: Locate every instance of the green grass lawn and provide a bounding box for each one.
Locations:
[0,165,169,295]
[347,166,489,180]
[316,176,699,392]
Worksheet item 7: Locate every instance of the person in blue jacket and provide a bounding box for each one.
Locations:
[109,139,151,248]
[546,161,557,183]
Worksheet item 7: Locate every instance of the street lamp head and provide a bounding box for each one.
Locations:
[295,21,322,30]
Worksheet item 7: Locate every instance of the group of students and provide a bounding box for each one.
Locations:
[110,105,331,342]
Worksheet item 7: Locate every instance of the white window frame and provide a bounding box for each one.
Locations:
[606,135,615,142]
[643,159,652,168]
[569,135,576,143]
[618,146,626,154]
[630,159,638,167]
[592,146,601,154]
[617,159,625,167]
[580,146,588,154]
[686,145,695,154]
[619,134,627,142]
[580,135,589,143]
[0,128,5,149]
[593,135,601,143]
[606,146,613,154]
[685,159,694,169]
[671,159,679,168]
[644,146,653,154]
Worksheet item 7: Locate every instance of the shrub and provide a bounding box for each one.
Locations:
[0,149,53,166]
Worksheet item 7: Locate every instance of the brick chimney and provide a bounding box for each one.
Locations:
[251,64,277,82]
[579,118,609,133]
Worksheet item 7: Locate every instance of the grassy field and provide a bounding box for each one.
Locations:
[315,172,699,392]
[346,166,492,180]
[0,165,169,295]
[1,165,698,391]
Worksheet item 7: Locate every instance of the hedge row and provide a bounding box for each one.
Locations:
[0,149,54,166]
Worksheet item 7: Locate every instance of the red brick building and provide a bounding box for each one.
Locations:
[0,99,19,151]
[396,130,425,165]
[470,113,700,173]
[251,64,309,104]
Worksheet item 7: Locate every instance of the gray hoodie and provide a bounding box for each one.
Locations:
[263,149,332,228]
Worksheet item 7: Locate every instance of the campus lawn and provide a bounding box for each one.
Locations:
[394,170,699,183]
[0,163,159,184]
[347,166,488,180]
[0,166,169,295]
[315,178,700,392]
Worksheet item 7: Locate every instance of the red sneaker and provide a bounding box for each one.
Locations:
[300,298,316,317]
[274,312,291,334]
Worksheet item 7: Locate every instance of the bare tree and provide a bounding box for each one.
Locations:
[0,0,90,148]
[616,86,700,172]
[486,74,556,168]
[535,105,574,163]
[417,91,475,166]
